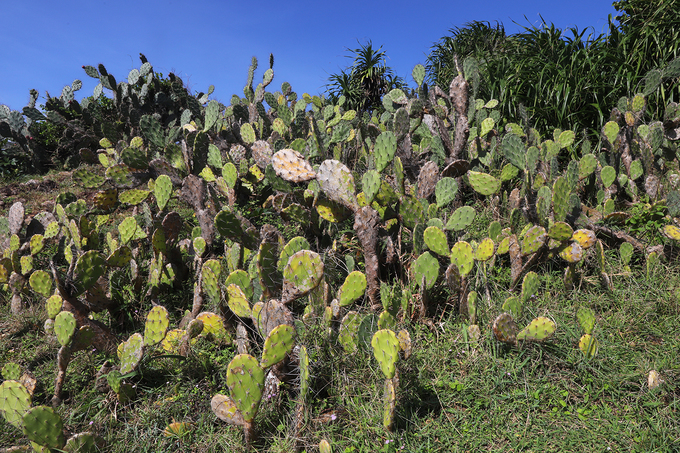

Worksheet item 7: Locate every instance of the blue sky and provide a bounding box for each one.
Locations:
[1,1,618,111]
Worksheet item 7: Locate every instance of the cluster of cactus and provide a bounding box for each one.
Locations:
[2,53,680,448]
[576,307,599,359]
[0,363,103,452]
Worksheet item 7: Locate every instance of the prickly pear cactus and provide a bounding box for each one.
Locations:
[338,311,363,353]
[54,311,77,347]
[271,149,316,182]
[371,329,400,379]
[0,380,32,428]
[578,334,599,359]
[412,252,439,289]
[516,317,556,342]
[492,313,518,345]
[226,354,265,423]
[260,324,296,369]
[450,241,474,277]
[279,248,323,301]
[143,305,170,346]
[337,271,367,307]
[211,394,245,426]
[119,333,144,374]
[316,160,359,211]
[22,405,66,450]
[577,307,596,335]
[423,226,449,256]
[227,284,252,318]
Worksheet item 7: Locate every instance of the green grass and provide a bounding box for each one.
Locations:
[1,249,678,452]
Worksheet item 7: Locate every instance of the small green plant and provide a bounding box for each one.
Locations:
[625,199,667,243]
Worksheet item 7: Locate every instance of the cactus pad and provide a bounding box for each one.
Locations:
[282,250,324,302]
[578,334,599,359]
[516,317,556,342]
[492,313,518,344]
[106,246,132,267]
[226,284,252,318]
[467,171,501,196]
[119,333,144,374]
[54,311,77,346]
[277,237,311,272]
[521,271,540,305]
[118,189,150,205]
[0,380,32,428]
[450,241,474,277]
[413,252,439,289]
[371,329,400,379]
[548,222,574,242]
[445,206,476,231]
[423,226,449,256]
[338,311,363,353]
[271,149,316,182]
[577,307,596,335]
[502,296,521,319]
[520,225,546,256]
[316,160,359,211]
[260,324,296,369]
[29,270,52,298]
[662,225,680,241]
[435,177,459,208]
[374,131,397,173]
[143,305,170,346]
[226,354,265,422]
[558,242,583,264]
[338,271,367,307]
[362,170,381,205]
[214,210,244,239]
[22,405,65,449]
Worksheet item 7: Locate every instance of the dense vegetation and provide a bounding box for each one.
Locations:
[0,0,678,451]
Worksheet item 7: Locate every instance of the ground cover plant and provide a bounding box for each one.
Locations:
[1,3,679,451]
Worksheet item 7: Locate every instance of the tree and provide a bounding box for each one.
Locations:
[326,41,406,113]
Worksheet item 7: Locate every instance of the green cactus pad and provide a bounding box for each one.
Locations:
[520,226,546,256]
[492,313,518,344]
[29,234,44,255]
[63,432,102,452]
[119,333,144,375]
[211,394,245,426]
[578,154,597,180]
[277,237,311,273]
[578,334,599,359]
[54,311,77,347]
[118,217,139,245]
[0,380,32,428]
[558,242,584,264]
[503,133,526,170]
[119,189,150,205]
[44,221,60,239]
[375,131,397,173]
[71,325,95,352]
[143,305,170,346]
[193,312,225,340]
[399,195,426,230]
[338,311,363,353]
[548,222,574,242]
[435,177,459,208]
[516,317,556,342]
[467,291,478,324]
[20,255,33,275]
[619,242,634,266]
[603,121,620,144]
[577,307,596,335]
[378,310,397,331]
[450,241,474,277]
[93,189,118,211]
[214,210,244,239]
[362,170,382,205]
[226,354,265,422]
[467,171,501,196]
[154,175,173,211]
[502,296,522,319]
[371,329,400,379]
[225,270,254,301]
[29,270,52,298]
[521,271,540,305]
[552,177,570,223]
[161,329,192,353]
[423,226,449,257]
[600,166,616,188]
[445,206,476,231]
[106,246,132,267]
[475,237,495,262]
[227,284,252,318]
[662,225,680,241]
[317,160,359,211]
[73,168,105,189]
[397,329,412,359]
[271,149,316,182]
[413,252,439,290]
[22,405,65,449]
[338,271,367,307]
[106,164,134,188]
[202,262,222,305]
[282,250,324,302]
[1,363,21,381]
[260,324,296,369]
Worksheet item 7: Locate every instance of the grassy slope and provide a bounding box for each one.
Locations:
[0,173,678,453]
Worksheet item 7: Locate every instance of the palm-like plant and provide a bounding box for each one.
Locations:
[326,41,406,112]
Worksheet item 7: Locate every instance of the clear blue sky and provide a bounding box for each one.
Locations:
[1,0,618,111]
